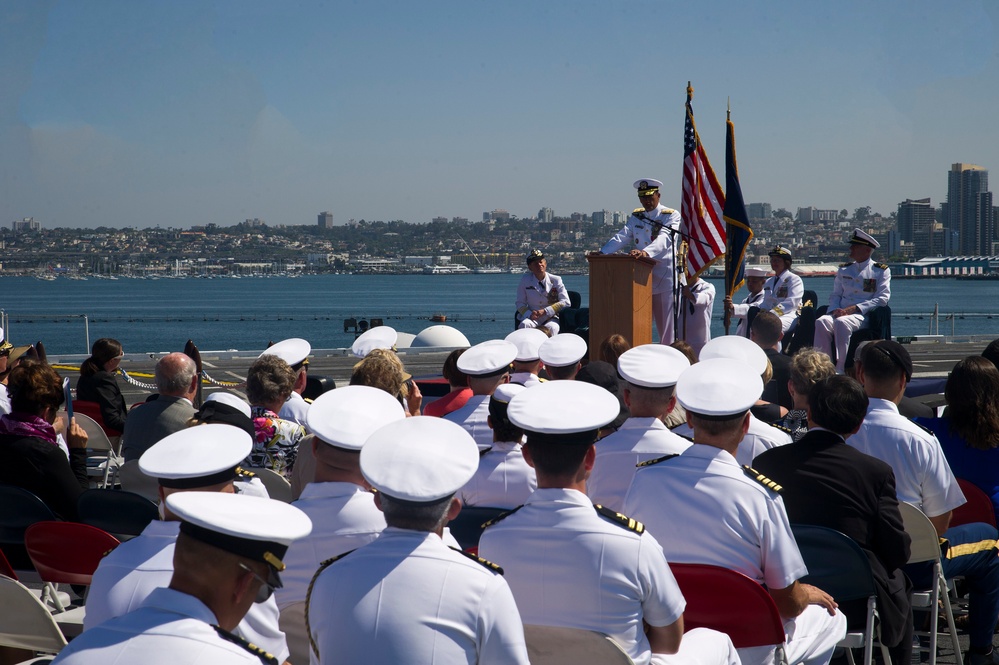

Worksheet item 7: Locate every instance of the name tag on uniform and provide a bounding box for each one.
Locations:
[776,286,788,298]
[863,279,876,293]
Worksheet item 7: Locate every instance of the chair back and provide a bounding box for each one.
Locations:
[523,624,634,665]
[0,548,17,579]
[791,524,878,602]
[118,459,161,502]
[25,521,120,586]
[898,502,942,564]
[252,467,293,503]
[77,489,159,540]
[72,412,116,454]
[71,399,122,437]
[0,575,67,653]
[670,563,786,649]
[447,506,509,551]
[952,478,997,528]
[0,485,58,571]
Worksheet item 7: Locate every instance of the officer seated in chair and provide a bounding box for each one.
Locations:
[515,249,570,337]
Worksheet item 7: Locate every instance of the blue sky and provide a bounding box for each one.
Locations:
[2,0,997,229]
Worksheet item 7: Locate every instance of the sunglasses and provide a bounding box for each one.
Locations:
[238,562,276,603]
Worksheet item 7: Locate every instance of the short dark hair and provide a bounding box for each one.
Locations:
[523,438,593,477]
[8,360,64,415]
[860,341,911,383]
[687,411,747,437]
[488,396,523,442]
[546,363,578,381]
[751,311,782,348]
[982,339,999,371]
[808,376,868,434]
[441,349,468,388]
[378,493,452,531]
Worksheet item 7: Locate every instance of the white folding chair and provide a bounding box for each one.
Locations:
[899,502,962,665]
[251,467,293,503]
[523,624,634,665]
[118,459,161,502]
[73,413,123,489]
[0,575,67,655]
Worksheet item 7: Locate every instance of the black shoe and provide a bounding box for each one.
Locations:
[964,648,999,665]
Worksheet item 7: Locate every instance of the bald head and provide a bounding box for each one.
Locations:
[156,353,199,398]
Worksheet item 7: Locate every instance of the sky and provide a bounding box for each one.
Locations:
[2,0,998,229]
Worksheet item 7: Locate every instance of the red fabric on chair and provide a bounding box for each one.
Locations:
[24,521,121,586]
[952,478,997,528]
[71,400,123,438]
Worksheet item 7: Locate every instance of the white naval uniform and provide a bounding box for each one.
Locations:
[814,259,891,372]
[479,488,739,665]
[459,440,537,509]
[279,391,311,431]
[84,520,290,663]
[623,445,846,665]
[677,279,716,355]
[601,204,682,344]
[515,272,571,336]
[307,527,530,665]
[444,394,493,451]
[509,371,542,388]
[758,270,804,334]
[672,416,791,467]
[732,290,765,337]
[587,417,692,512]
[847,398,966,518]
[276,481,385,665]
[52,587,269,665]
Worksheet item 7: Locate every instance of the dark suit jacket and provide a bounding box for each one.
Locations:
[76,370,128,432]
[121,394,197,461]
[754,429,911,646]
[761,348,792,410]
[0,433,89,520]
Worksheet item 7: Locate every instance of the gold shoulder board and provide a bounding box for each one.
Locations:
[450,547,504,574]
[594,504,645,534]
[742,465,783,493]
[636,453,679,468]
[212,625,279,665]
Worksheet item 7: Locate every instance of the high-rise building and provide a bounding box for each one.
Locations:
[538,207,554,224]
[946,163,991,255]
[591,210,612,225]
[747,203,772,220]
[318,211,334,229]
[897,198,936,258]
[11,217,40,232]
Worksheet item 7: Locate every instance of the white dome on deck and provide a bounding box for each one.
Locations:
[411,325,470,348]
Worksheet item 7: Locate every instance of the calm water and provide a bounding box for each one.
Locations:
[4,274,998,355]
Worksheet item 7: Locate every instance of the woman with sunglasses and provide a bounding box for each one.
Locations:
[76,337,128,433]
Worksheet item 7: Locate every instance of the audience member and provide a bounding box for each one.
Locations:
[598,333,631,367]
[245,354,307,477]
[751,311,792,412]
[423,348,471,417]
[777,348,836,441]
[122,352,198,461]
[76,337,128,432]
[444,340,517,450]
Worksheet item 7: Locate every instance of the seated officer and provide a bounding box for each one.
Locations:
[444,340,518,451]
[480,380,740,665]
[53,492,311,665]
[505,328,549,387]
[624,358,846,665]
[515,249,571,337]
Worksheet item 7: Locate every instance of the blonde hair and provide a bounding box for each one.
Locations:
[789,348,836,398]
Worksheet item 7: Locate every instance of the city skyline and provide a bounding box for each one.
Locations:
[3,1,999,229]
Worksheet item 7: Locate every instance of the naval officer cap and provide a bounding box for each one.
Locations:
[508,381,619,444]
[307,385,406,450]
[634,178,663,196]
[768,245,793,260]
[505,328,549,362]
[457,339,517,377]
[0,327,11,353]
[361,417,479,503]
[197,392,255,440]
[526,249,545,265]
[676,358,763,417]
[538,333,587,368]
[139,424,253,489]
[848,228,880,249]
[166,492,312,588]
[489,382,525,420]
[351,325,398,358]
[699,335,769,376]
[260,338,311,369]
[618,344,690,388]
[745,265,772,277]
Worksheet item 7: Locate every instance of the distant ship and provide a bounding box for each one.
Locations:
[472,266,504,274]
[422,264,472,275]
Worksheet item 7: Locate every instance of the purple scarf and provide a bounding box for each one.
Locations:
[0,412,58,445]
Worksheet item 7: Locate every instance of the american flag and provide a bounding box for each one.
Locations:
[680,83,726,279]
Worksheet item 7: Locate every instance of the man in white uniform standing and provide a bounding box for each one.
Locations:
[601,178,682,344]
[515,249,571,337]
[814,229,891,372]
[624,358,846,665]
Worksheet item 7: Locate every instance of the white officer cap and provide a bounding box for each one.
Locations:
[351,326,398,358]
[848,228,880,249]
[491,382,525,405]
[204,391,252,419]
[139,424,252,489]
[745,266,771,278]
[617,344,690,388]
[538,333,587,368]
[260,338,311,368]
[633,178,664,196]
[508,381,619,435]
[306,385,406,451]
[456,340,517,376]
[699,335,768,376]
[0,327,9,351]
[676,358,763,416]
[361,417,479,503]
[505,328,549,362]
[166,492,312,585]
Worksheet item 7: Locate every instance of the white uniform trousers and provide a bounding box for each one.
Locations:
[652,627,741,665]
[653,291,674,345]
[737,605,846,665]
[814,312,866,372]
[519,317,560,336]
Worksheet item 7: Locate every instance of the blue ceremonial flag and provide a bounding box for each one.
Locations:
[723,109,753,303]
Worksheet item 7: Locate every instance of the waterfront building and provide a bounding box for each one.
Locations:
[946,163,993,256]
[897,198,936,258]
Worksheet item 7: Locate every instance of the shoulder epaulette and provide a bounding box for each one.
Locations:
[481,504,523,528]
[911,419,936,436]
[212,624,279,665]
[235,466,256,479]
[662,207,676,214]
[742,465,783,493]
[636,453,679,468]
[305,549,356,661]
[450,546,504,574]
[632,207,644,214]
[674,431,694,442]
[479,446,493,457]
[594,504,645,534]
[769,423,793,434]
[840,261,854,268]
[304,397,314,405]
[875,262,888,270]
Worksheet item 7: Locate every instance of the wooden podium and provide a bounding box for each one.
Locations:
[586,253,655,360]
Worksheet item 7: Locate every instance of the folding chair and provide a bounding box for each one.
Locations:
[670,563,787,663]
[952,479,997,528]
[0,575,67,656]
[118,459,160,502]
[73,412,123,489]
[77,489,158,541]
[0,485,57,573]
[24,522,121,612]
[251,467,293,503]
[70,399,122,440]
[792,524,892,665]
[446,506,508,552]
[0,548,71,614]
[899,502,962,665]
[523,624,634,665]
